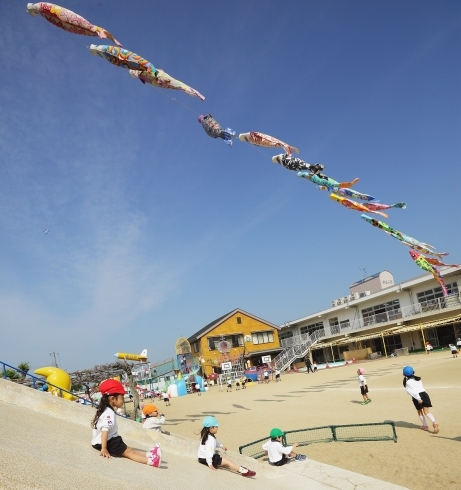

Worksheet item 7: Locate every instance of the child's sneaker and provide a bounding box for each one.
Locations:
[433,423,440,434]
[147,443,162,467]
[420,425,429,431]
[295,454,307,461]
[361,401,368,405]
[241,468,256,477]
[366,399,372,403]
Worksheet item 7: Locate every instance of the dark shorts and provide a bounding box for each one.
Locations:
[360,385,369,395]
[271,454,288,466]
[92,435,127,457]
[412,391,432,410]
[275,374,280,378]
[198,453,222,468]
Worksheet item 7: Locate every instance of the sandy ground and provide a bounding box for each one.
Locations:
[145,350,460,490]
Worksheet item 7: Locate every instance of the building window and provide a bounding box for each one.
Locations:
[279,331,294,341]
[252,331,274,345]
[417,282,458,310]
[384,334,402,352]
[207,335,243,350]
[329,318,339,335]
[193,342,199,353]
[362,299,401,326]
[237,317,242,324]
[303,321,324,336]
[340,320,350,330]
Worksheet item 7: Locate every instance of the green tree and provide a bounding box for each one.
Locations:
[17,362,30,379]
[6,369,21,380]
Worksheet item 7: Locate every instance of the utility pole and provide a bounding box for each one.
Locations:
[50,352,59,367]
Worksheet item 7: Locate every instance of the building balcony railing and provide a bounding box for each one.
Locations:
[281,293,461,348]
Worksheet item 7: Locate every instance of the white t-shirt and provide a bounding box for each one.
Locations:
[405,378,425,400]
[457,339,461,347]
[263,371,269,377]
[91,407,119,445]
[198,435,222,465]
[275,370,281,376]
[143,415,165,431]
[358,374,367,386]
[261,439,292,463]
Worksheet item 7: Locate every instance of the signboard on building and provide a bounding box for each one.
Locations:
[221,362,232,371]
[261,355,272,363]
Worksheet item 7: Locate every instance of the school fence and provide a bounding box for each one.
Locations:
[239,421,397,459]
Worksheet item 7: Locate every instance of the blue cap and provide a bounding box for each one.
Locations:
[202,416,219,428]
[403,366,414,376]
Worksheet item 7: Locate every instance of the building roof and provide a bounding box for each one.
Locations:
[187,308,279,343]
[349,271,386,288]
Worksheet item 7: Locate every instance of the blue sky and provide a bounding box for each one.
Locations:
[0,1,460,372]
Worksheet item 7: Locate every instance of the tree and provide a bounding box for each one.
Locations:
[69,361,140,420]
[17,362,30,380]
[6,369,21,380]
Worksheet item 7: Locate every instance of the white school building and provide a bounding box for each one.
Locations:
[273,268,461,370]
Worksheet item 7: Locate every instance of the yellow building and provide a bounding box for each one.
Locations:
[187,308,281,377]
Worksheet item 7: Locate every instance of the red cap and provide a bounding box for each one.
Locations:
[99,379,126,395]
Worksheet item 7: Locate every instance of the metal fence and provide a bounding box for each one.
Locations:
[239,422,397,458]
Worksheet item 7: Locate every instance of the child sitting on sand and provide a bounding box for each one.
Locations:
[262,428,306,466]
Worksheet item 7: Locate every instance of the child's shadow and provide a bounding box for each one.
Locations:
[384,420,420,429]
[350,400,364,404]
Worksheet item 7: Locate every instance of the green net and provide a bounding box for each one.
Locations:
[239,422,397,459]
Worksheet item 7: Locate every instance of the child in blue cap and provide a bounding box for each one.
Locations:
[403,366,439,433]
[198,416,256,477]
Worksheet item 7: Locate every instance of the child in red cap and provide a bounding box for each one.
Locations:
[91,379,161,467]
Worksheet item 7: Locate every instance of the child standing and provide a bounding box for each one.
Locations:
[262,428,306,465]
[457,337,461,353]
[275,369,281,382]
[241,376,246,389]
[198,416,256,477]
[449,344,458,358]
[403,366,439,433]
[357,368,371,405]
[195,382,202,395]
[263,370,270,383]
[91,379,161,467]
[163,390,171,406]
[142,404,165,432]
[226,378,232,392]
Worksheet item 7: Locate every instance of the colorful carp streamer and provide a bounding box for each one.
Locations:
[409,251,448,296]
[330,194,406,218]
[298,171,359,191]
[272,153,325,174]
[22,1,458,277]
[361,214,449,258]
[129,69,205,101]
[27,3,121,46]
[90,45,157,74]
[198,114,236,146]
[239,132,299,155]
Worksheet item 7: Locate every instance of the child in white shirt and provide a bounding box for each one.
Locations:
[198,416,256,477]
[91,379,161,467]
[403,366,439,433]
[142,404,165,432]
[262,428,306,466]
[357,368,371,405]
[449,344,458,358]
